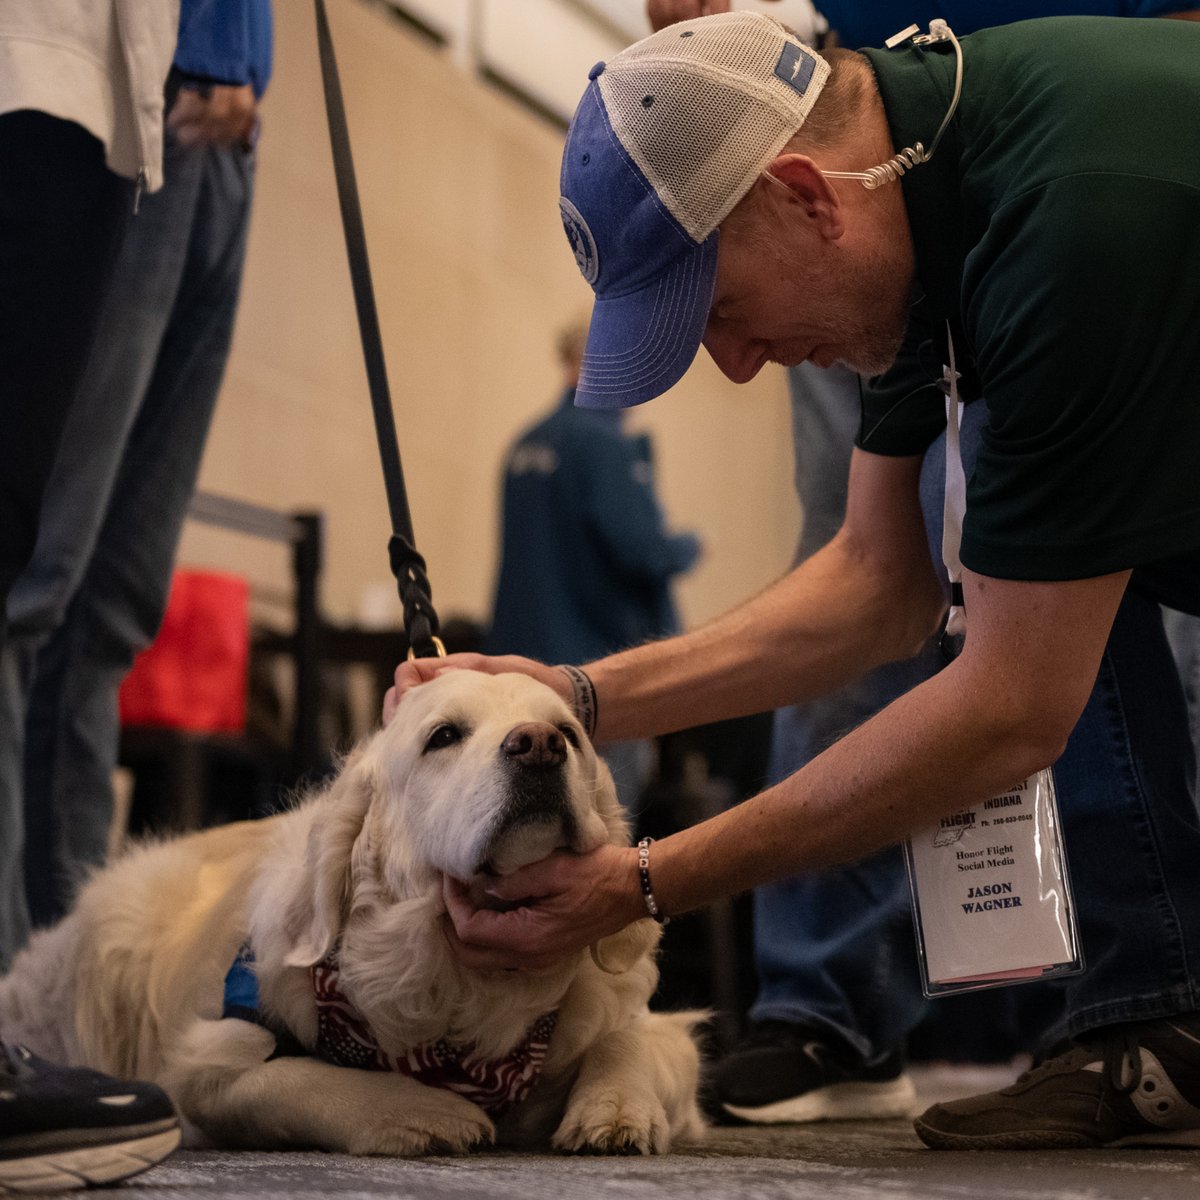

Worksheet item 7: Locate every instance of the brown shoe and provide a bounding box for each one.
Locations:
[914,1013,1200,1150]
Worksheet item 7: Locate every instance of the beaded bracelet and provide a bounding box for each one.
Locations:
[557,664,598,740]
[637,836,670,926]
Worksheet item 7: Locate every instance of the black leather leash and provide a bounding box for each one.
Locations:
[314,0,443,660]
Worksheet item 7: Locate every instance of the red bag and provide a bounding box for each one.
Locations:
[119,569,250,733]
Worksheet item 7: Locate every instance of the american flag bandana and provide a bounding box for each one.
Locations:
[311,951,558,1117]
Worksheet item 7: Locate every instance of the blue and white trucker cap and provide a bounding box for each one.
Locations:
[560,12,829,409]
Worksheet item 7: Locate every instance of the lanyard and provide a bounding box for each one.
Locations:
[941,325,967,639]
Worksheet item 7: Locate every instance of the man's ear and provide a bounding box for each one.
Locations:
[763,153,844,241]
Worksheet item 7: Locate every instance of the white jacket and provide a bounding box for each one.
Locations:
[0,0,179,192]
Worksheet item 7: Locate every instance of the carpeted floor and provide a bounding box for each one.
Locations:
[30,1064,1200,1200]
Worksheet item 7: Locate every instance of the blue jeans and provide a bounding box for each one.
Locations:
[751,365,936,1060]
[751,367,1200,1058]
[0,128,254,964]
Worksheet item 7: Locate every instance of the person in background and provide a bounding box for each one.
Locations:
[0,2,184,1188]
[0,0,273,948]
[487,320,702,813]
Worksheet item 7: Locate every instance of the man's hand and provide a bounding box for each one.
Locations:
[440,844,643,971]
[167,84,258,149]
[647,0,782,33]
[647,0,732,31]
[383,652,570,725]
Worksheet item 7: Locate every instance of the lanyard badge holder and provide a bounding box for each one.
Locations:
[903,329,1083,996]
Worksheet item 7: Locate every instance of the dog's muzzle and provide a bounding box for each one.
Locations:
[475,722,580,874]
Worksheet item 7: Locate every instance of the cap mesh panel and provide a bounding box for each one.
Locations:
[599,15,829,242]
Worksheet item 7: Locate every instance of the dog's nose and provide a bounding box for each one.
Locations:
[501,722,567,768]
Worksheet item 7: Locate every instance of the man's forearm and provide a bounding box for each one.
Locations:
[641,568,1130,915]
[646,650,1063,914]
[585,526,943,741]
[585,452,945,743]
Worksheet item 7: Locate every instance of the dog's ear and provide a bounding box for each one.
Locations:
[281,756,377,967]
[590,917,660,975]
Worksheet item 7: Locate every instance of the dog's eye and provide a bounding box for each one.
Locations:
[556,723,581,749]
[424,724,463,752]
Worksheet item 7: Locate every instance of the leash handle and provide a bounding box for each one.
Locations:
[314,0,442,658]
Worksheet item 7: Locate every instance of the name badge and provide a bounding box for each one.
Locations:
[905,767,1083,995]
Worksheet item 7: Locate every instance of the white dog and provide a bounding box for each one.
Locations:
[0,671,704,1155]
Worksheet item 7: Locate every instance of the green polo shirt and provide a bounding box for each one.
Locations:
[857,17,1200,591]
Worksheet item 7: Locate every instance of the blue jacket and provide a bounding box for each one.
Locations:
[821,0,1191,47]
[175,0,273,98]
[488,390,700,666]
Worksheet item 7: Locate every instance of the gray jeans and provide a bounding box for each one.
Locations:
[0,128,255,965]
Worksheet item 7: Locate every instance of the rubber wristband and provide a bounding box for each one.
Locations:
[637,836,670,926]
[557,664,598,740]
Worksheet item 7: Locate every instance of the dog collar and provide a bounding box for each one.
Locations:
[223,943,261,1022]
[222,944,307,1059]
[311,950,558,1117]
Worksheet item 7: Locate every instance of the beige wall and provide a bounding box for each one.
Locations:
[178,0,801,642]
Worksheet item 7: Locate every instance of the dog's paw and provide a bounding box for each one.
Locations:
[347,1106,495,1157]
[553,1089,670,1155]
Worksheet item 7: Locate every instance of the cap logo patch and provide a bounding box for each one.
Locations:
[774,43,816,96]
[560,197,599,284]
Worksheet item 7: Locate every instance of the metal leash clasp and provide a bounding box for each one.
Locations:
[407,635,447,663]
